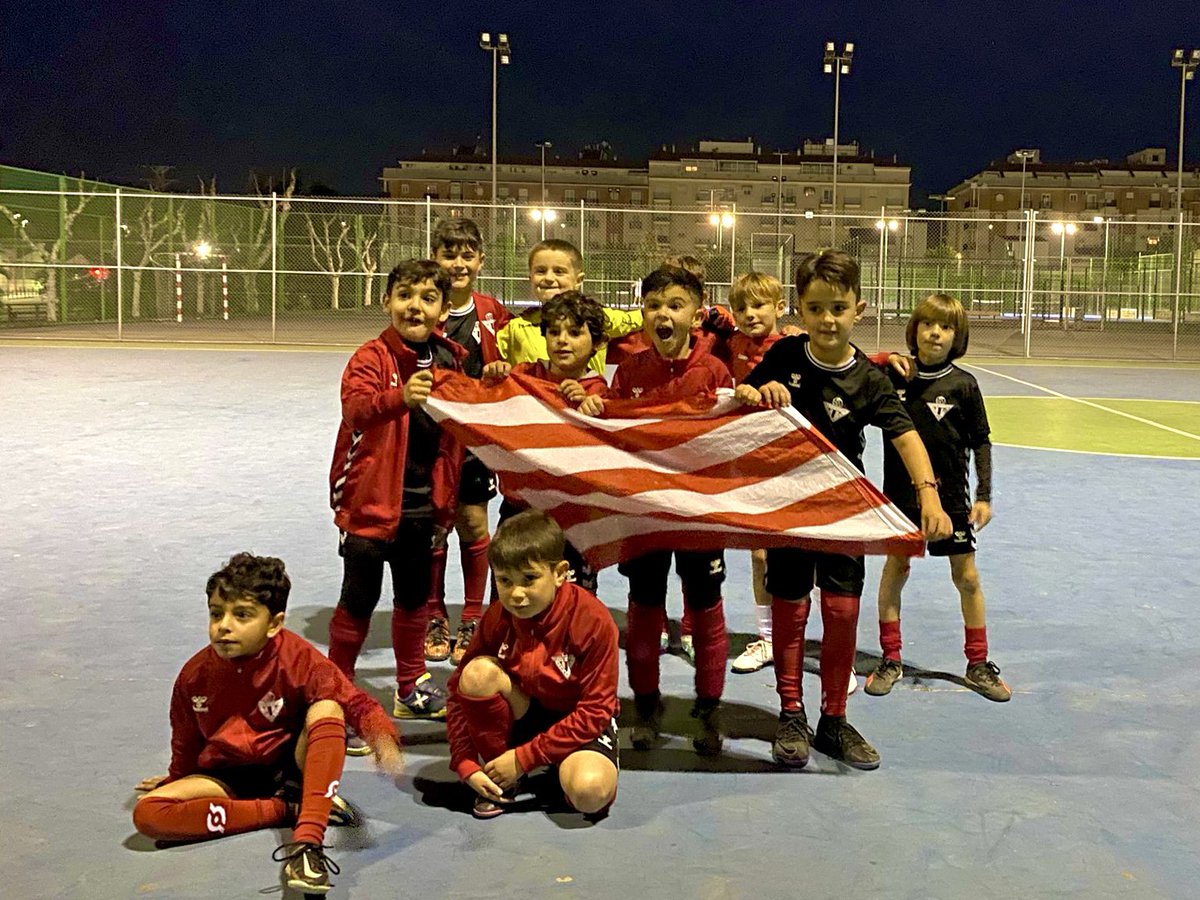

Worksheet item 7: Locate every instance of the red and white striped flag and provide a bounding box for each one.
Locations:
[426,372,924,570]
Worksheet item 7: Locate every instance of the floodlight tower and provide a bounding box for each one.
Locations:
[479,32,512,204]
[823,40,854,245]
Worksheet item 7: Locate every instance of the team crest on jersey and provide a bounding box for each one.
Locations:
[552,653,576,679]
[390,372,400,389]
[481,312,497,335]
[823,396,851,422]
[471,321,482,344]
[927,395,955,421]
[191,696,209,712]
[498,641,510,659]
[789,373,803,388]
[631,387,644,398]
[257,691,284,722]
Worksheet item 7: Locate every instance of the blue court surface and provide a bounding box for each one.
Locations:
[2,346,1199,899]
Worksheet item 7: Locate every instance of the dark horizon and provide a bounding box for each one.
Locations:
[2,1,1197,200]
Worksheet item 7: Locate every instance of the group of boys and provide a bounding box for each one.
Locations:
[134,218,1006,894]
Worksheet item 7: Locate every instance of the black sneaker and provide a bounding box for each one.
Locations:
[471,780,521,819]
[280,785,360,828]
[865,659,904,696]
[771,708,812,768]
[812,714,880,770]
[274,842,340,894]
[691,698,722,757]
[965,660,1012,702]
[631,691,663,750]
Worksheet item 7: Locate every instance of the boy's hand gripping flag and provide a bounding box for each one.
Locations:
[426,371,923,570]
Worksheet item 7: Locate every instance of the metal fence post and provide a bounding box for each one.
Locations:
[729,202,737,300]
[1173,210,1185,359]
[270,191,278,343]
[425,197,432,258]
[1022,209,1036,358]
[876,207,886,352]
[580,199,586,251]
[115,188,123,340]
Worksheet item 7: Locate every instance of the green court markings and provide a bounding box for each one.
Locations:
[986,397,1200,458]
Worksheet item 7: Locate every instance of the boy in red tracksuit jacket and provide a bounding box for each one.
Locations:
[579,265,734,758]
[133,553,403,894]
[427,218,513,665]
[326,260,466,730]
[446,510,620,820]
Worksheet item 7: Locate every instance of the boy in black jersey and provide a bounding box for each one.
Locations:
[864,294,1010,702]
[427,219,512,665]
[737,250,951,770]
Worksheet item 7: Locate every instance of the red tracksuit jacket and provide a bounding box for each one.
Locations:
[511,361,608,396]
[166,629,397,782]
[329,326,466,539]
[446,582,619,778]
[608,338,733,401]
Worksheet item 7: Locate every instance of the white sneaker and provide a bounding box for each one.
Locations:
[731,639,773,673]
[847,668,858,695]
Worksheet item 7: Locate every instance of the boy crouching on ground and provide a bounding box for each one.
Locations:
[446,510,620,820]
[133,553,402,894]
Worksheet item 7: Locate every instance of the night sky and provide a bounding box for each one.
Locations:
[2,1,1197,200]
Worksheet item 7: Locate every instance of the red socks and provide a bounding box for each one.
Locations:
[292,717,347,846]
[392,607,428,695]
[819,591,860,717]
[626,602,665,697]
[460,536,491,622]
[772,596,811,713]
[426,545,449,619]
[458,692,514,763]
[680,605,694,638]
[133,794,289,842]
[327,606,371,680]
[964,626,989,666]
[880,619,902,662]
[688,602,728,702]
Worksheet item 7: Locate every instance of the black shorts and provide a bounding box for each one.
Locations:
[458,453,498,505]
[197,749,300,799]
[337,519,435,616]
[512,699,620,771]
[764,547,865,598]
[901,507,977,557]
[618,549,726,609]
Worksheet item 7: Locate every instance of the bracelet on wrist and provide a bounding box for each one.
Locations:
[912,479,939,492]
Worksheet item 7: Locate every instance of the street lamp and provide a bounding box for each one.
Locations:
[1170,48,1198,357]
[479,32,512,205]
[823,40,855,245]
[1013,149,1037,211]
[772,150,788,278]
[1050,221,1077,326]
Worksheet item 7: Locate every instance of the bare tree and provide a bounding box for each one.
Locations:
[0,176,97,321]
[128,199,184,318]
[305,214,352,310]
[236,169,297,313]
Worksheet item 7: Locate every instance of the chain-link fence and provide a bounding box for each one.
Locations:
[1,188,1197,360]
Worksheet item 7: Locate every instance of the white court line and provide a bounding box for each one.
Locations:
[995,441,1200,461]
[987,395,1200,405]
[967,364,1200,443]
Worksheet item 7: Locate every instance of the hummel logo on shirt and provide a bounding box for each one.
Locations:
[552,653,576,679]
[927,395,954,421]
[824,396,851,422]
[897,388,907,402]
[191,695,209,713]
[789,373,802,387]
[257,691,284,722]
[631,387,644,398]
[709,558,725,575]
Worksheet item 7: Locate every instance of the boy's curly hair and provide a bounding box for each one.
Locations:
[539,290,607,346]
[385,259,452,301]
[205,553,291,615]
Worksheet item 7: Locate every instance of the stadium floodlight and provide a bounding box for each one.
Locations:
[480,31,513,204]
[1013,149,1037,211]
[1170,47,1199,357]
[822,40,855,244]
[193,240,212,260]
